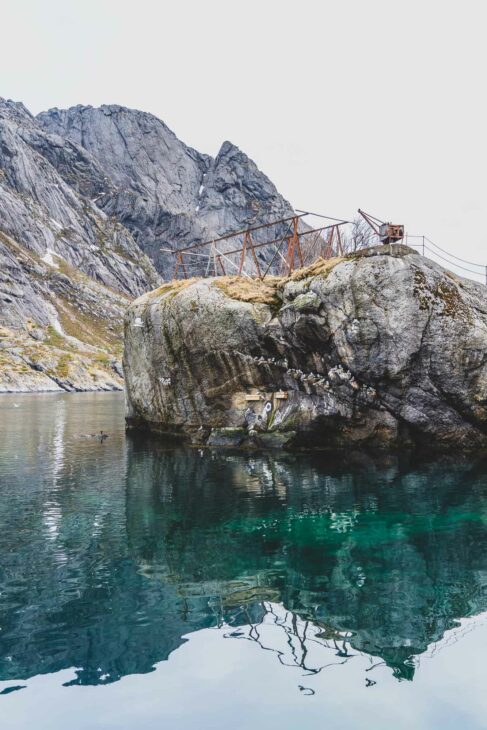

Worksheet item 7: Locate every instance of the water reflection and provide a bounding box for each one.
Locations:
[1,393,487,692]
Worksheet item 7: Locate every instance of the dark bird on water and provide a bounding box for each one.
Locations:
[80,430,109,442]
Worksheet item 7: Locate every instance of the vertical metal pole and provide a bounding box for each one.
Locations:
[238,233,248,275]
[323,228,333,259]
[248,232,262,278]
[485,265,487,286]
[217,254,226,276]
[336,226,343,256]
[174,254,180,279]
[296,238,304,268]
[422,236,425,256]
[286,216,301,273]
[180,254,188,279]
[286,234,293,273]
[293,217,303,268]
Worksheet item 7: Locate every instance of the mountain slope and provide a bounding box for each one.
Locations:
[0,100,160,296]
[0,98,163,391]
[1,98,298,392]
[37,105,295,275]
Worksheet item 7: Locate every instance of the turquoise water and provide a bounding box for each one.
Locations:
[1,392,487,728]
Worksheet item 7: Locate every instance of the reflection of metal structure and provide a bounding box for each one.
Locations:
[224,601,357,680]
[358,209,404,245]
[163,211,350,280]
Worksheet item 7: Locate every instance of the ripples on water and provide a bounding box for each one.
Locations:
[1,393,487,729]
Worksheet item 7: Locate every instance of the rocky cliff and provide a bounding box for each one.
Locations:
[37,105,295,276]
[0,99,162,391]
[124,245,487,452]
[1,98,294,391]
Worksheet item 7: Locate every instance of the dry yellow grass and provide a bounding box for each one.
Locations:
[143,256,345,308]
[214,276,284,305]
[146,278,198,300]
[212,257,344,303]
[56,297,122,353]
[289,256,344,281]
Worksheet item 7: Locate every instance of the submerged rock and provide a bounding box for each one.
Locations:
[123,246,487,452]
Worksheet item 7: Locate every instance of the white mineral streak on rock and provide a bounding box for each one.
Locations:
[41,248,60,268]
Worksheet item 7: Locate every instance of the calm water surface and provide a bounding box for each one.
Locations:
[1,392,487,728]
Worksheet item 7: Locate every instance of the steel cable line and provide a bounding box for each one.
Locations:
[424,237,484,269]
[408,235,484,269]
[422,244,485,277]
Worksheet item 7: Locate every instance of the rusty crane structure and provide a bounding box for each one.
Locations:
[357,209,405,245]
[163,206,487,287]
[163,211,350,280]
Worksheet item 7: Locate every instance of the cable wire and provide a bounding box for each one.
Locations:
[422,244,485,277]
[424,237,484,269]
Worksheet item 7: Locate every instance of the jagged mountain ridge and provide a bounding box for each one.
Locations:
[0,97,296,391]
[37,104,295,274]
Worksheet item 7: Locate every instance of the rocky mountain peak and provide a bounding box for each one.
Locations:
[37,104,209,204]
[1,97,299,391]
[0,97,33,124]
[205,139,292,216]
[37,103,294,273]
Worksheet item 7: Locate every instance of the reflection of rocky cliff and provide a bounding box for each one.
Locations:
[125,443,487,680]
[2,423,487,686]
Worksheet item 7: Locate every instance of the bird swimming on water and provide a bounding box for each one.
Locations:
[81,430,109,442]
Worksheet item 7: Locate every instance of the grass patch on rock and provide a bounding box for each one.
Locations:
[54,353,71,379]
[289,256,344,281]
[56,297,122,354]
[212,257,344,304]
[146,279,197,301]
[45,325,66,349]
[214,276,284,305]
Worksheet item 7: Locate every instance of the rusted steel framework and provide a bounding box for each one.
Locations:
[166,212,350,280]
[358,209,404,245]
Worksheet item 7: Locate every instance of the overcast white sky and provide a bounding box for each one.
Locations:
[2,0,486,279]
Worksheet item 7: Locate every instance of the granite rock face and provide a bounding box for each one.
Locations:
[0,98,162,391]
[124,246,487,452]
[0,99,160,297]
[37,105,295,276]
[2,97,295,391]
[0,227,128,392]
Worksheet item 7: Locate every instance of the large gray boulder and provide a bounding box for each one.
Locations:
[124,246,487,452]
